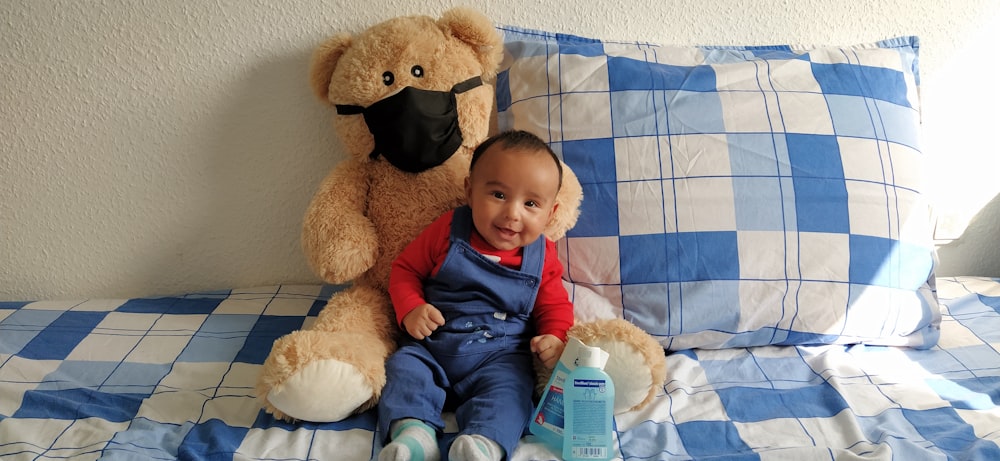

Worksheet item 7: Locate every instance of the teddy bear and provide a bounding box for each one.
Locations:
[256,7,666,424]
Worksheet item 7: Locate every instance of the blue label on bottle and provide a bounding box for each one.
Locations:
[573,379,607,391]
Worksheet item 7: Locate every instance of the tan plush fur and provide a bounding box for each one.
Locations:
[256,7,660,423]
[568,320,667,413]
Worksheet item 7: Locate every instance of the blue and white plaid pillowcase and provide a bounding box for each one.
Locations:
[497,26,940,350]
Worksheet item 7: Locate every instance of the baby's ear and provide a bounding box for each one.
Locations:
[545,162,582,240]
[546,202,560,227]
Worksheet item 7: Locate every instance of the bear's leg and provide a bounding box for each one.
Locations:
[256,285,397,422]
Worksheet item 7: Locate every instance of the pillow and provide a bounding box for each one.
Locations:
[496,26,941,350]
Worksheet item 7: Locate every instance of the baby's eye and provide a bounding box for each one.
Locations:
[525,200,539,208]
[492,191,505,200]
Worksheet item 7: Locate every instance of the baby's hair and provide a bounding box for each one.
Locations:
[470,130,563,190]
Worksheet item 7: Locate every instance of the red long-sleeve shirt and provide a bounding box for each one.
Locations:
[389,209,574,341]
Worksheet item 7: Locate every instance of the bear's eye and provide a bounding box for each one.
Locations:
[381,71,394,86]
[411,65,424,78]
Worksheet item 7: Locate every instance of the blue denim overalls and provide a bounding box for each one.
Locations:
[378,205,545,456]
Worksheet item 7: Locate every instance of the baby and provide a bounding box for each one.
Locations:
[377,130,575,461]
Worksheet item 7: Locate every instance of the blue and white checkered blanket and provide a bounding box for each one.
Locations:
[2,277,998,460]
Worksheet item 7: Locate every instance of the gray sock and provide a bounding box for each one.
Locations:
[378,419,439,461]
[447,434,503,461]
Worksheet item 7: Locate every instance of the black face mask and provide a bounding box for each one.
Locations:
[335,76,483,173]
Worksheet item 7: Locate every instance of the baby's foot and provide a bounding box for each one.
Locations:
[378,419,439,461]
[448,434,503,461]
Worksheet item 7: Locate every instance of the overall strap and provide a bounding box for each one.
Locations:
[449,205,473,242]
[519,232,546,278]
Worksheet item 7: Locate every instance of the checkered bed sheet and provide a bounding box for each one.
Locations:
[2,277,998,460]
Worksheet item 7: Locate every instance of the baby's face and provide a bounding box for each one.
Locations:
[464,144,560,251]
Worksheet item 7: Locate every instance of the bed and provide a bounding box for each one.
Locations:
[1,278,998,460]
[3,26,999,461]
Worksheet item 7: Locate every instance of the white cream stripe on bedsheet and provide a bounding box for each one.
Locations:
[0,277,998,460]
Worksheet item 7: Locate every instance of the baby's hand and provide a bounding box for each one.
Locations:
[530,334,566,369]
[402,303,445,340]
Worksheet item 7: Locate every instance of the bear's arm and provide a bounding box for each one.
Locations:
[301,159,380,284]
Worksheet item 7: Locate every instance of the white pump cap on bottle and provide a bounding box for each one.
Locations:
[575,344,610,370]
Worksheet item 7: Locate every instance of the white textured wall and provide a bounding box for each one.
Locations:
[2,0,998,300]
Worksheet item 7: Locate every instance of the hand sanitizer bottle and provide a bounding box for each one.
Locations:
[562,344,615,461]
[529,338,585,452]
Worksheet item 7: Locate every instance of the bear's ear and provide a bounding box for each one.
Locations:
[309,32,352,104]
[438,7,503,77]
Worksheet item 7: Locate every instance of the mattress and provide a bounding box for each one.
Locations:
[1,276,998,460]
